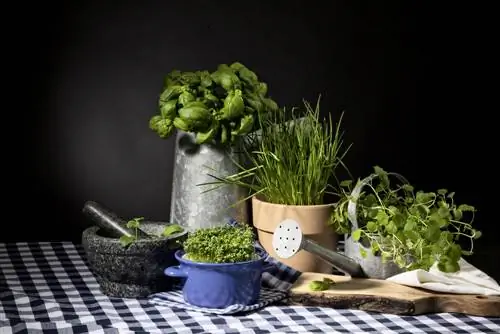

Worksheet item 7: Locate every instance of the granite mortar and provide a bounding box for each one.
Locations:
[82,221,187,298]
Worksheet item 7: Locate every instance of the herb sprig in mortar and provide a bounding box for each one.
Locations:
[119,217,184,247]
[119,217,144,247]
[183,225,255,263]
[332,166,481,273]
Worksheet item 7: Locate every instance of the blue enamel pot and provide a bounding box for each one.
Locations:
[164,250,267,308]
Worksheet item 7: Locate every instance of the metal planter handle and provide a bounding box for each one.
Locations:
[346,172,409,232]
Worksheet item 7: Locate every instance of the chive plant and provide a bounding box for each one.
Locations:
[201,96,351,206]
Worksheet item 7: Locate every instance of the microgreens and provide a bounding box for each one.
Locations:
[183,225,255,263]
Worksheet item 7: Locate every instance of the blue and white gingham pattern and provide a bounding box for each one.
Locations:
[0,241,499,333]
[148,288,288,315]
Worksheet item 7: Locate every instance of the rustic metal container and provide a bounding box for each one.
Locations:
[169,131,248,230]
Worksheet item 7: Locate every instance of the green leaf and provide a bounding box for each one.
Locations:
[447,243,462,262]
[395,231,406,242]
[370,242,380,255]
[402,184,414,192]
[340,180,353,188]
[352,229,362,242]
[374,166,390,187]
[126,217,143,229]
[472,230,482,239]
[363,194,377,208]
[387,206,399,214]
[366,207,379,219]
[405,197,414,204]
[416,204,430,217]
[395,255,406,268]
[309,278,335,291]
[375,210,389,226]
[432,243,443,254]
[392,212,406,227]
[447,192,455,199]
[438,259,460,273]
[404,219,416,232]
[437,206,451,219]
[127,221,139,229]
[366,221,377,233]
[458,204,475,212]
[452,209,463,220]
[416,192,435,204]
[442,231,453,243]
[373,166,386,176]
[162,224,184,237]
[404,230,420,241]
[437,189,448,195]
[405,238,414,248]
[424,224,441,242]
[423,255,436,270]
[385,221,397,234]
[359,247,367,258]
[429,212,447,228]
[119,235,135,247]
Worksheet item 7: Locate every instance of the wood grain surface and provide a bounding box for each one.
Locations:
[288,272,500,317]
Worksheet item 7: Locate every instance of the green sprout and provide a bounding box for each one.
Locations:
[309,277,335,291]
[118,217,185,247]
[119,217,144,247]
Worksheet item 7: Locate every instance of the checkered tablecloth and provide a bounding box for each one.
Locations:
[1,242,499,334]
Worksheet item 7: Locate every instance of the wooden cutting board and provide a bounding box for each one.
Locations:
[288,272,500,317]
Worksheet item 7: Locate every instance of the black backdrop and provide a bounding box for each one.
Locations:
[6,1,498,280]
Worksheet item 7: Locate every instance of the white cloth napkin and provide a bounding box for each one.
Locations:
[386,258,500,295]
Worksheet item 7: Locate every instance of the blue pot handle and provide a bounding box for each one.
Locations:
[164,265,187,278]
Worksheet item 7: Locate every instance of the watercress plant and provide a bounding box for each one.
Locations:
[332,166,481,273]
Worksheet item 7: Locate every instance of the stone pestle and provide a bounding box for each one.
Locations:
[82,201,152,239]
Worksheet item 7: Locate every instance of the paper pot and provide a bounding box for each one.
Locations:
[252,196,338,273]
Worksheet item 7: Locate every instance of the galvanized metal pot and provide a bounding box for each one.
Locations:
[169,131,248,230]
